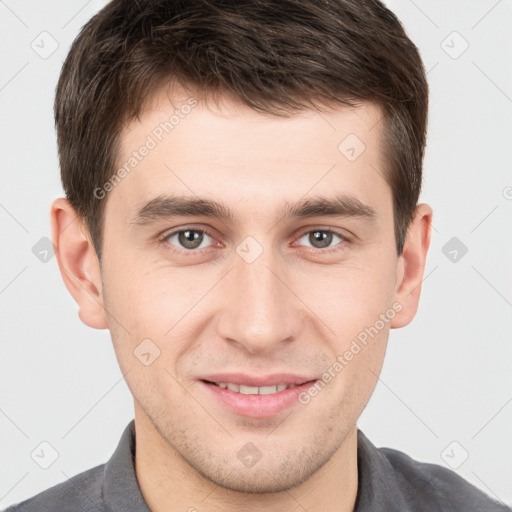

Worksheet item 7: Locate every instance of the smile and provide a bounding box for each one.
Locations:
[207,382,296,395]
[200,378,318,418]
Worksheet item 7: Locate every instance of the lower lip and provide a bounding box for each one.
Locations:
[199,380,318,418]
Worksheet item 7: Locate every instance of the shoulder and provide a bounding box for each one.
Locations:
[2,463,106,512]
[379,444,510,511]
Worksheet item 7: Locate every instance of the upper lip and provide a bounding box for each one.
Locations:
[200,373,317,387]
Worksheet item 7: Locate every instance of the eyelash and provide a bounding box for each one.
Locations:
[159,225,350,256]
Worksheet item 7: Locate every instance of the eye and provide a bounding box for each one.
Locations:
[161,226,348,255]
[164,228,215,251]
[296,229,345,250]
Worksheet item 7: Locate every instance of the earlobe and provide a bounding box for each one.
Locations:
[50,198,108,329]
[390,203,433,329]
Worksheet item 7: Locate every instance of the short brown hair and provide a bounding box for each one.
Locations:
[55,0,428,258]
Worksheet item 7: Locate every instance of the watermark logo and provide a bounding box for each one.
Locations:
[32,236,55,263]
[31,31,59,60]
[441,31,469,60]
[31,441,59,469]
[440,441,469,469]
[134,338,161,366]
[237,442,263,468]
[298,301,402,405]
[236,236,264,264]
[93,97,198,200]
[442,236,468,263]
[338,133,366,162]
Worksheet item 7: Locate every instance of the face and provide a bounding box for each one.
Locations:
[83,89,407,492]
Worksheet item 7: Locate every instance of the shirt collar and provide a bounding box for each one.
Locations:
[354,429,413,511]
[103,419,151,512]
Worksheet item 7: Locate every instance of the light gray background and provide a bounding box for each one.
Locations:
[1,0,511,508]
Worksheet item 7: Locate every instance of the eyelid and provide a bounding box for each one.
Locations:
[294,226,350,241]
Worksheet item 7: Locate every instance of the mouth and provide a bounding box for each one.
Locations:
[203,380,302,395]
[199,376,318,418]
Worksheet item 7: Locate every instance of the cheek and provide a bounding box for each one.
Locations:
[301,258,397,337]
[101,246,172,325]
[101,256,211,367]
[102,231,398,349]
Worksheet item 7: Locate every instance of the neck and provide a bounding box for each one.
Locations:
[134,409,359,512]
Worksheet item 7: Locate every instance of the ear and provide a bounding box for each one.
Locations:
[50,198,108,329]
[390,203,433,329]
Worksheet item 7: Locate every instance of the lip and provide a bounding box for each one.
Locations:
[199,373,315,387]
[198,374,318,419]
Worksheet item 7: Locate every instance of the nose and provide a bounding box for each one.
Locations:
[215,248,304,355]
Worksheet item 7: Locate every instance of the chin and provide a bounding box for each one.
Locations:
[195,461,315,494]
[182,439,337,495]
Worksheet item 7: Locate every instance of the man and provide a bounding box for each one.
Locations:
[4,0,509,511]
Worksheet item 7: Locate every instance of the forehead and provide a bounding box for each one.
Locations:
[106,87,390,226]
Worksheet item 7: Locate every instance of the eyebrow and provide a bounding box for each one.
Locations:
[130,193,377,226]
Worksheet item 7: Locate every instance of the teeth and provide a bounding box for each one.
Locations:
[215,382,295,395]
[239,385,259,395]
[259,385,278,395]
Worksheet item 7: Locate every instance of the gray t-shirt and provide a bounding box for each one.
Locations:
[4,420,509,511]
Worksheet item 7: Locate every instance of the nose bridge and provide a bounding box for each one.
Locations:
[216,246,301,354]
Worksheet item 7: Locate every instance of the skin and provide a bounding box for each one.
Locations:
[51,86,432,512]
